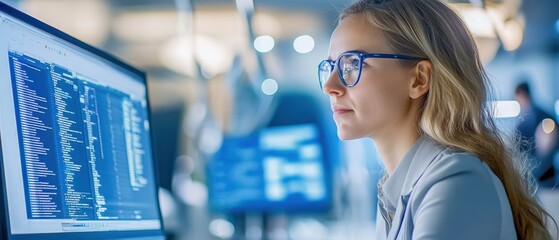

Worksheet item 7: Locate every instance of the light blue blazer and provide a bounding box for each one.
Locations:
[375,135,517,240]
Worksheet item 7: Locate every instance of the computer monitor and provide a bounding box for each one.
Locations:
[208,123,331,212]
[0,2,165,240]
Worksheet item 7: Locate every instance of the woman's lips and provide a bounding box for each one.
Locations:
[332,106,353,117]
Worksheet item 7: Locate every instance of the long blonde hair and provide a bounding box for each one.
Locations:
[341,0,553,239]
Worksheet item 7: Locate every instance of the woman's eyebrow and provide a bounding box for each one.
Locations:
[327,49,377,61]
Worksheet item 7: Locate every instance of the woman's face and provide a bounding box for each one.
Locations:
[323,14,416,140]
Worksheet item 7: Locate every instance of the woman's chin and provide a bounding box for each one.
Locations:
[337,129,360,141]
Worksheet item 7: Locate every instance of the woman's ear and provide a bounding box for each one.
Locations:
[409,60,431,99]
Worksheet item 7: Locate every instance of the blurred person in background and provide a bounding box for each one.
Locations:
[318,0,555,239]
[515,81,558,188]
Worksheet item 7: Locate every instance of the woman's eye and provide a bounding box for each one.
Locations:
[351,59,360,69]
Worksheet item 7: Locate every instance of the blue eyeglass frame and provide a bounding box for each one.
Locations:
[318,50,425,89]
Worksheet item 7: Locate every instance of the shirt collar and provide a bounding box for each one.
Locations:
[379,135,448,210]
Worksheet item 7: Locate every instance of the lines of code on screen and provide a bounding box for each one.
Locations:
[8,51,158,221]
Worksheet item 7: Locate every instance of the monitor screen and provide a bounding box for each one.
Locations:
[0,3,164,240]
[208,124,330,212]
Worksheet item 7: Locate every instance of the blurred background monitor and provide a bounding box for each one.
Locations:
[208,123,331,213]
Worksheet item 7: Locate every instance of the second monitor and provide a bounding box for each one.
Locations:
[208,124,331,212]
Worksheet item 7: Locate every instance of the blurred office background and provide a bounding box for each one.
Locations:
[3,0,559,239]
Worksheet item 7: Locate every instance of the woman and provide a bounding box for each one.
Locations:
[318,0,554,239]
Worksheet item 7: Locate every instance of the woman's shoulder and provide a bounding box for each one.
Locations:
[426,149,491,179]
[412,147,505,204]
[408,148,516,239]
[401,137,498,195]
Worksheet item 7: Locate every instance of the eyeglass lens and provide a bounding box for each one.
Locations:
[318,52,362,89]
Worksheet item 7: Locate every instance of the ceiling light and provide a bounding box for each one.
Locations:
[254,35,275,53]
[261,78,278,95]
[492,100,521,118]
[293,35,315,54]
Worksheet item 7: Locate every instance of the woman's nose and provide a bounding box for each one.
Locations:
[322,69,344,97]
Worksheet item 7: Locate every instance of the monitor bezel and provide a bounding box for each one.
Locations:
[0,1,166,239]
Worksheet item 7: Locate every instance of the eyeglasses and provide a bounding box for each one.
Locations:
[318,50,424,90]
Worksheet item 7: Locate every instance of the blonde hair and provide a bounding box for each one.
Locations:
[341,0,554,239]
